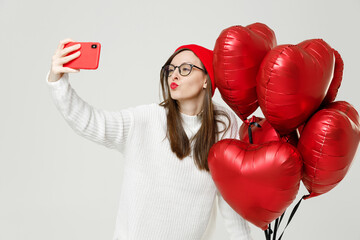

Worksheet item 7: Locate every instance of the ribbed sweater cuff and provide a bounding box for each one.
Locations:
[46,71,70,91]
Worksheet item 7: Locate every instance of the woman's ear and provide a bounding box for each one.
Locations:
[203,79,207,89]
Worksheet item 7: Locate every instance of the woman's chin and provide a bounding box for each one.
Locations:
[170,92,182,101]
[170,92,203,103]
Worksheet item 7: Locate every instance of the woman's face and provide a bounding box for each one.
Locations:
[167,50,207,103]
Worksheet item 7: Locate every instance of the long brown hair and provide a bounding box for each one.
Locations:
[159,49,231,172]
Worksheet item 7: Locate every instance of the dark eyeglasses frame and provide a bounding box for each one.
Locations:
[162,63,206,77]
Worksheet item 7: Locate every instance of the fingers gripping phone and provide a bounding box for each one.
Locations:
[63,42,101,69]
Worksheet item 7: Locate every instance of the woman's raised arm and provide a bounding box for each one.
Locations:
[46,39,133,153]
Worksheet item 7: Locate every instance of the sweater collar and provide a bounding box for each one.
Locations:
[180,111,202,130]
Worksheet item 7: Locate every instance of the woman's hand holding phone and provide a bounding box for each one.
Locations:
[48,38,81,82]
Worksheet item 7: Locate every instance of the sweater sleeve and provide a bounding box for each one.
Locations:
[46,72,133,153]
[217,190,253,240]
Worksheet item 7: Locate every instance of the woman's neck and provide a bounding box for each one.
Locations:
[178,99,203,116]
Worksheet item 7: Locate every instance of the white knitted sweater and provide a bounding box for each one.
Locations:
[46,73,252,240]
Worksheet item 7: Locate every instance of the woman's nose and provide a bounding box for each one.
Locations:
[172,67,181,79]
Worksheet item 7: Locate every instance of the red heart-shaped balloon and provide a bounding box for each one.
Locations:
[297,101,360,199]
[208,139,302,230]
[239,115,299,147]
[213,23,277,121]
[257,39,335,135]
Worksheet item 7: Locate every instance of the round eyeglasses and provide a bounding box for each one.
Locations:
[162,63,206,77]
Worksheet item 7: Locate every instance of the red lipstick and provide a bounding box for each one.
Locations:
[170,82,178,89]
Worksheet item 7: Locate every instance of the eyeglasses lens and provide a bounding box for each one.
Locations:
[164,65,174,77]
[179,64,191,76]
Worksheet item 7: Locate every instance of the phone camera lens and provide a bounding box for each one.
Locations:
[91,44,97,49]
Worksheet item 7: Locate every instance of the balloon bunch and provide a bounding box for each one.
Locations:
[208,23,360,238]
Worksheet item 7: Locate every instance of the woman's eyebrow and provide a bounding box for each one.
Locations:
[170,62,194,66]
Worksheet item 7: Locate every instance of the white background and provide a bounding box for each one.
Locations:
[1,0,359,239]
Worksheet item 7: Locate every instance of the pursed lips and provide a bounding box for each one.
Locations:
[170,82,179,89]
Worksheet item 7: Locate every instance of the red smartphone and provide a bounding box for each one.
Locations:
[63,42,101,69]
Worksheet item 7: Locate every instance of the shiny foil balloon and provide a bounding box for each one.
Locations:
[239,115,299,147]
[297,101,360,199]
[208,139,302,230]
[257,39,335,135]
[213,23,277,121]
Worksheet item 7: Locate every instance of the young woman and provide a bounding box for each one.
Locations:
[47,39,253,240]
